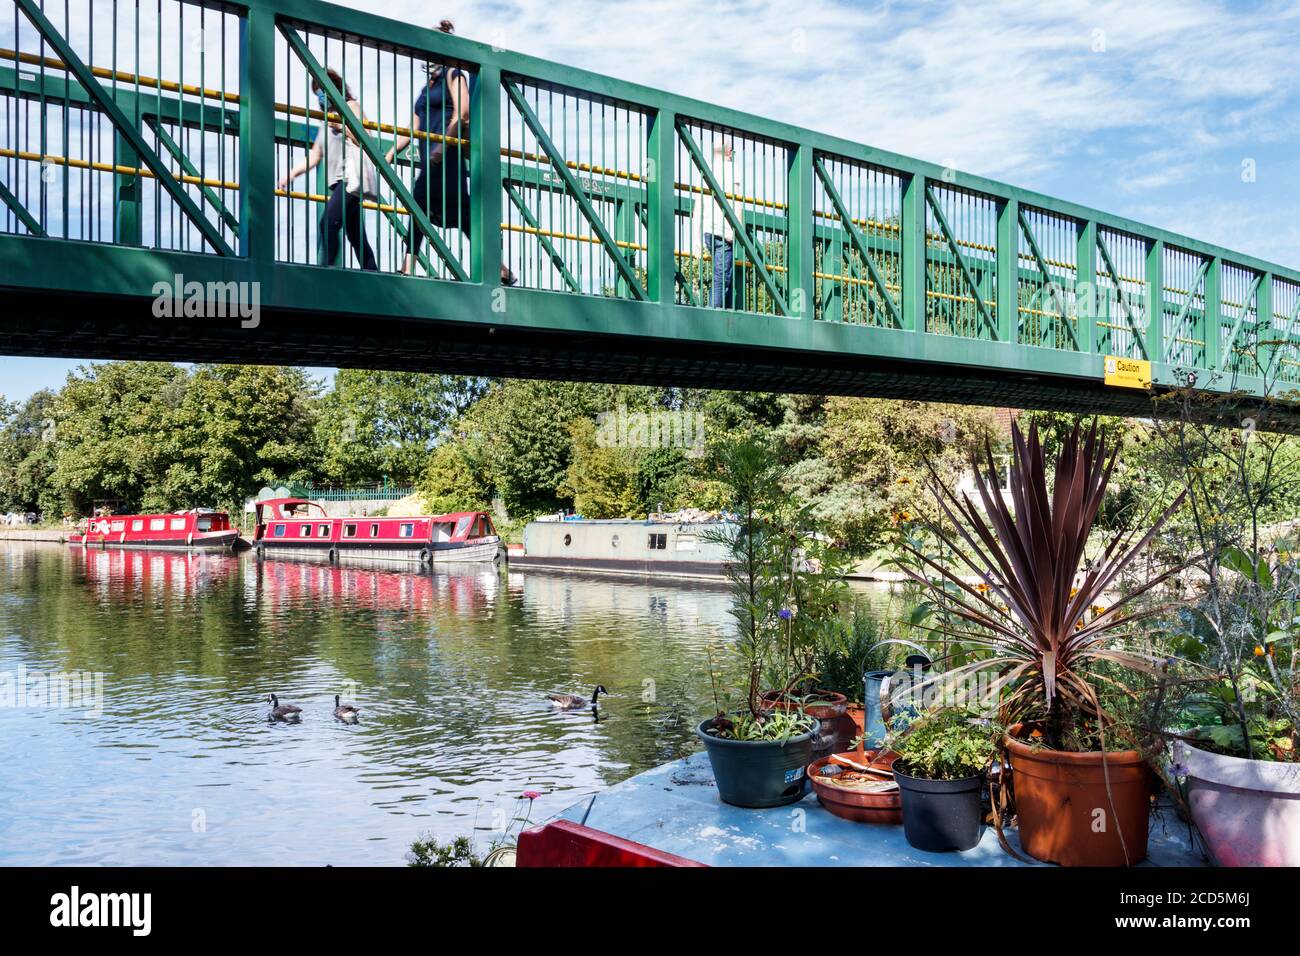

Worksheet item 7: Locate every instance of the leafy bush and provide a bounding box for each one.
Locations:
[406,834,483,867]
[888,708,1003,780]
[703,708,817,742]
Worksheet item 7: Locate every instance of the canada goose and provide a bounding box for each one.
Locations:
[266,693,302,721]
[548,685,607,711]
[334,694,361,723]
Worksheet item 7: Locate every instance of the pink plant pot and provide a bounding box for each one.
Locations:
[1175,739,1300,867]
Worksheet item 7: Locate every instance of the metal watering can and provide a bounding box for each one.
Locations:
[860,640,932,748]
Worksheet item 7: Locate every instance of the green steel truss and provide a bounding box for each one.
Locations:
[1,0,1299,430]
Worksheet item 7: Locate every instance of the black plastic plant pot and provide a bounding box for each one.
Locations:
[696,718,820,809]
[893,763,985,852]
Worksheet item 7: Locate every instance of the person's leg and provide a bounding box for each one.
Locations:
[707,234,733,308]
[719,239,735,309]
[705,233,719,307]
[343,191,378,271]
[404,168,430,274]
[321,184,345,267]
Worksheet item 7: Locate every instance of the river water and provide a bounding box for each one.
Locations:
[0,542,903,865]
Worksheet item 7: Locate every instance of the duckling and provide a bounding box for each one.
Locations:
[333,694,360,723]
[266,693,302,722]
[548,685,607,711]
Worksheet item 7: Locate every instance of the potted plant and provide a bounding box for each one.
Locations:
[1169,542,1300,865]
[1142,387,1300,866]
[899,420,1187,866]
[887,707,1003,852]
[696,439,824,807]
[697,709,821,808]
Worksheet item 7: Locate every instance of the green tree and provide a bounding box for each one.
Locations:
[561,418,640,517]
[315,370,488,485]
[0,389,59,514]
[47,362,189,514]
[418,441,491,514]
[153,364,322,512]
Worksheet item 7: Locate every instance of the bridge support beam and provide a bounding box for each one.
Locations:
[900,173,925,334]
[996,197,1018,343]
[647,107,677,306]
[787,145,815,319]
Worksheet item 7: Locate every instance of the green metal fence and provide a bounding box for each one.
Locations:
[2,0,1299,413]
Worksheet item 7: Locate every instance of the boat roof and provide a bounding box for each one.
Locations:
[255,498,489,523]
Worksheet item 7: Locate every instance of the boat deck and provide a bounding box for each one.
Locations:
[547,753,1206,867]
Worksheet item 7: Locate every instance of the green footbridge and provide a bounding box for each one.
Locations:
[2,0,1298,430]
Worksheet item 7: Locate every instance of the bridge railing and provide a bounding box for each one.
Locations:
[3,0,1299,394]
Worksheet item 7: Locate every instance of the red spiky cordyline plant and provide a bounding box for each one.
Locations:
[900,419,1188,751]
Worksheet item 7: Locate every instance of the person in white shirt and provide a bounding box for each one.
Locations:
[277,68,378,271]
[691,141,740,309]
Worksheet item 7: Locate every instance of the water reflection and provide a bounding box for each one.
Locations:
[0,543,762,865]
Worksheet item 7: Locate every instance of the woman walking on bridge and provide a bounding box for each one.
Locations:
[277,68,379,272]
[386,20,514,285]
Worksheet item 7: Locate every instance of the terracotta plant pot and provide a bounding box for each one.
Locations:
[760,689,848,720]
[761,690,848,760]
[1005,725,1152,867]
[807,750,901,824]
[1174,738,1300,866]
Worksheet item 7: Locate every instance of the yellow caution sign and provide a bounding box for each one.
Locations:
[1103,356,1152,390]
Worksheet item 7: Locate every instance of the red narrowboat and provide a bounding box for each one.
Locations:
[252,498,505,565]
[67,509,245,551]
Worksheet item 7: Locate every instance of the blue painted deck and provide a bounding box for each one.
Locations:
[557,753,1206,867]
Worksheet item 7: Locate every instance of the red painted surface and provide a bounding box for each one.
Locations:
[68,510,241,549]
[253,498,496,550]
[516,820,706,867]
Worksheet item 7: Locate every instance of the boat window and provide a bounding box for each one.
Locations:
[343,524,357,538]
[369,524,380,538]
[648,533,667,550]
[110,520,124,532]
[170,518,186,531]
[299,524,312,538]
[131,520,143,531]
[473,516,488,537]
[676,534,697,551]
[196,517,212,532]
[563,534,572,546]
[455,516,473,537]
[150,518,166,531]
[399,523,414,538]
[318,524,331,537]
[431,523,453,542]
[273,524,286,538]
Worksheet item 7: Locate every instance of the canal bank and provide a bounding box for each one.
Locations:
[0,529,65,543]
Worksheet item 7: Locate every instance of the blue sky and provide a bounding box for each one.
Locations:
[4,0,1299,400]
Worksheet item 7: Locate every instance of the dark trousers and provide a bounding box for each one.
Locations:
[705,233,734,309]
[320,182,377,271]
[409,150,470,261]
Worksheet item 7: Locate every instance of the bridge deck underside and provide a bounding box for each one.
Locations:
[1,286,1291,433]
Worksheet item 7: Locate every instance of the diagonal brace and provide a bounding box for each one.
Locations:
[1218,271,1264,372]
[505,180,580,293]
[13,0,234,255]
[813,156,902,328]
[503,79,644,299]
[924,184,998,340]
[145,116,239,234]
[0,177,43,236]
[1016,208,1079,350]
[1163,257,1210,364]
[675,121,788,315]
[1095,231,1148,358]
[281,25,468,282]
